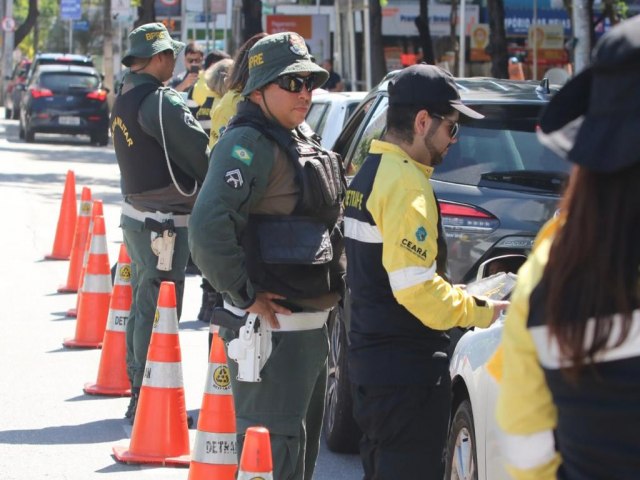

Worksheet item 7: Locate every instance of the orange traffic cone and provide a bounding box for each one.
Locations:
[67,200,103,318]
[58,186,92,293]
[84,243,132,396]
[188,332,237,479]
[45,170,77,260]
[113,281,191,467]
[63,215,112,348]
[237,426,273,480]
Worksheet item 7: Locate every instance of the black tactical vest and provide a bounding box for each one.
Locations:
[225,101,346,300]
[111,82,196,195]
[195,95,214,136]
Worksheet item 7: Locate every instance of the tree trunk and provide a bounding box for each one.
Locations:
[242,0,263,43]
[572,0,592,73]
[14,0,39,48]
[450,0,459,70]
[415,0,435,64]
[103,0,115,106]
[369,0,386,85]
[486,0,508,78]
[135,0,155,28]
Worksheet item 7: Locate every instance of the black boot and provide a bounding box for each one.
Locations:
[125,387,140,424]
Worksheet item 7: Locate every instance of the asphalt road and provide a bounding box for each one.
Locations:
[0,111,362,480]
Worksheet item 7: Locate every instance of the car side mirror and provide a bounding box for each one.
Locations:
[475,254,527,281]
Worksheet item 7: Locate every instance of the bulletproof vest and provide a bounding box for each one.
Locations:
[194,95,214,136]
[111,83,196,195]
[225,101,346,300]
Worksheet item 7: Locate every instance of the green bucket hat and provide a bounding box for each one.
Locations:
[122,22,185,67]
[241,32,329,96]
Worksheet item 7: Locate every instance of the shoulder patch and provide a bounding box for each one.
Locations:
[224,169,244,189]
[165,90,185,107]
[183,111,197,127]
[231,145,254,166]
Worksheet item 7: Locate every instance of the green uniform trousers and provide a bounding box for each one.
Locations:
[121,214,190,388]
[221,325,329,480]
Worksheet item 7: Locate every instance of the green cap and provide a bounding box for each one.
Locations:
[241,32,329,96]
[122,22,185,67]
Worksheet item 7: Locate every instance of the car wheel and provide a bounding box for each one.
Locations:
[445,399,478,480]
[90,130,109,146]
[323,304,361,453]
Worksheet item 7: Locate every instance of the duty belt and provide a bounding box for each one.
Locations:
[223,302,329,331]
[121,202,190,228]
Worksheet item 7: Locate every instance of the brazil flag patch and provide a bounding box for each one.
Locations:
[231,145,254,166]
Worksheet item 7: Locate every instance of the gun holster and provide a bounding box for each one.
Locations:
[216,309,272,383]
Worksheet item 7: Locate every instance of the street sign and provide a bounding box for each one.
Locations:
[73,20,90,31]
[60,0,82,20]
[1,16,16,32]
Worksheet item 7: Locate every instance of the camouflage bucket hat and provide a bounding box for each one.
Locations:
[122,22,185,67]
[241,32,329,96]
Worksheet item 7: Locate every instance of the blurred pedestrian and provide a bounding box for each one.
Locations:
[170,41,204,92]
[497,16,640,480]
[344,64,508,479]
[321,59,344,92]
[111,22,209,423]
[189,32,345,480]
[208,32,267,149]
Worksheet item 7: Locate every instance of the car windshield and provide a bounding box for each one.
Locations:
[435,104,570,192]
[39,73,99,92]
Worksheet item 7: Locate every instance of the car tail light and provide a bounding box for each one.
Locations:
[30,88,53,98]
[86,90,107,101]
[88,115,102,121]
[439,201,499,234]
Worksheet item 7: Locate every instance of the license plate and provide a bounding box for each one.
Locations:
[59,116,80,126]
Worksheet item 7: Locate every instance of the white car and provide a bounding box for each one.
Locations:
[445,257,525,480]
[306,90,367,149]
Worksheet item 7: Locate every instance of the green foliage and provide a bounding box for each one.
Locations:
[13,0,59,57]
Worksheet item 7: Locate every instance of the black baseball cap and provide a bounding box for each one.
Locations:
[537,15,640,173]
[388,64,484,119]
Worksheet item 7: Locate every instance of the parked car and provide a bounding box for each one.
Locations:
[3,58,32,120]
[323,73,571,467]
[18,64,110,145]
[26,53,94,82]
[306,90,367,149]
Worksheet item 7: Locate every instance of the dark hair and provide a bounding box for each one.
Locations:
[204,49,231,69]
[227,32,268,93]
[184,42,204,57]
[543,162,640,374]
[386,103,454,144]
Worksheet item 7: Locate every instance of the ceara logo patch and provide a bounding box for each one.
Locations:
[231,145,254,165]
[415,226,427,242]
[401,238,427,260]
[224,169,244,189]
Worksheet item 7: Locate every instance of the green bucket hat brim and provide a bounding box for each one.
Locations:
[122,23,185,67]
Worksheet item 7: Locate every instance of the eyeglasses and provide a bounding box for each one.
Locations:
[273,74,320,93]
[430,112,460,139]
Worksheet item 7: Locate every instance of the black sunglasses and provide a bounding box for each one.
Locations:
[430,112,460,139]
[273,74,320,93]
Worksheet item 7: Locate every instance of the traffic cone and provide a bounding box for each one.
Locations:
[58,186,92,293]
[84,243,132,396]
[45,170,77,260]
[188,333,237,480]
[113,281,191,467]
[237,426,273,480]
[63,215,111,348]
[67,200,103,318]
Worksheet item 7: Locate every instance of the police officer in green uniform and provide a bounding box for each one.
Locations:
[111,22,209,422]
[189,32,345,480]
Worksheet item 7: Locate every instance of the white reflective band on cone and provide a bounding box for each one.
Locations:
[107,309,129,332]
[205,362,232,395]
[237,471,273,480]
[191,431,237,464]
[154,306,179,334]
[89,235,107,254]
[83,274,112,293]
[114,263,131,286]
[142,360,184,388]
[79,201,92,216]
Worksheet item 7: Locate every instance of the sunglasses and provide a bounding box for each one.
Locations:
[430,112,460,139]
[273,74,320,93]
